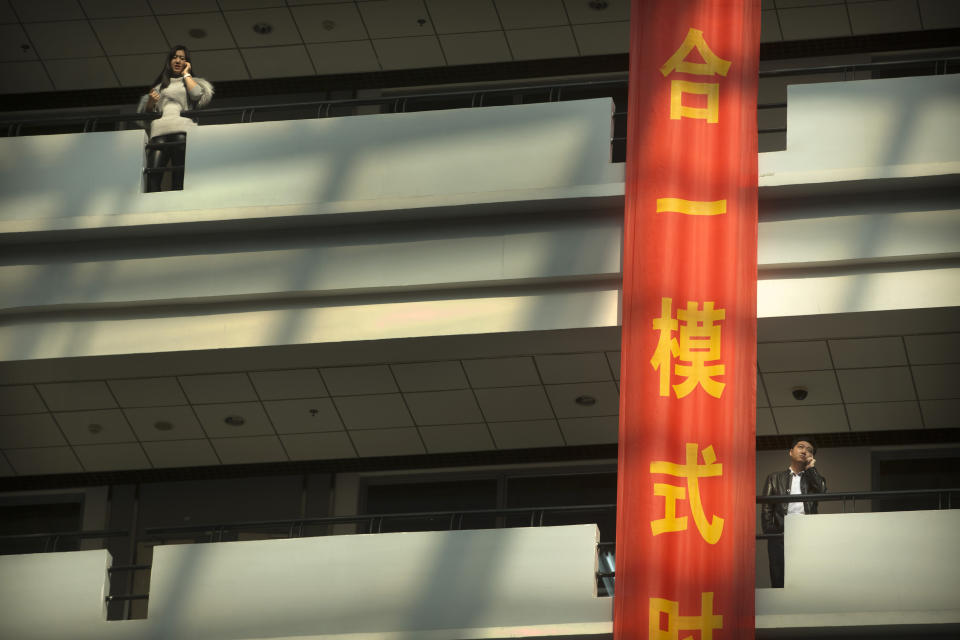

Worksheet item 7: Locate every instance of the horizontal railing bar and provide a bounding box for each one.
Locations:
[0,529,128,541]
[106,594,149,601]
[757,488,959,503]
[1,57,955,134]
[107,564,152,572]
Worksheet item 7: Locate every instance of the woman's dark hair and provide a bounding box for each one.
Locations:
[151,45,194,91]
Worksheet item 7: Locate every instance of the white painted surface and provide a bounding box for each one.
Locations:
[756,509,960,631]
[759,74,960,184]
[0,525,610,640]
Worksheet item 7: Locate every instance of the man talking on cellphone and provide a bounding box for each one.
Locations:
[761,437,827,588]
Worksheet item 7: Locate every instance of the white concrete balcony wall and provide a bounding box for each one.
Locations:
[0,76,958,364]
[0,524,610,640]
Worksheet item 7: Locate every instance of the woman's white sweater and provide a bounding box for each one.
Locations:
[138,76,214,139]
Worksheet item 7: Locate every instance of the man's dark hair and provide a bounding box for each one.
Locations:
[790,436,816,455]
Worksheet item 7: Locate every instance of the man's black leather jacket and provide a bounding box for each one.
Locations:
[761,467,827,534]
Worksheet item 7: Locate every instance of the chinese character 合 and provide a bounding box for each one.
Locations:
[650,442,724,544]
[651,298,726,399]
[659,28,731,123]
[649,591,723,640]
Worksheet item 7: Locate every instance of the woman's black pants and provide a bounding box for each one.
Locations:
[145,133,186,192]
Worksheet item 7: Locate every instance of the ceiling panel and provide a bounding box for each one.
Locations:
[572,21,629,56]
[426,0,500,34]
[55,409,136,445]
[772,404,849,434]
[292,2,369,43]
[124,405,206,441]
[358,0,433,39]
[321,365,397,396]
[919,399,960,428]
[373,35,444,70]
[211,434,288,464]
[0,24,36,61]
[0,0,15,23]
[142,438,220,468]
[403,389,483,426]
[418,422,495,453]
[24,20,105,59]
[911,364,960,400]
[46,57,119,90]
[494,0,567,29]
[848,0,921,35]
[758,374,770,407]
[179,373,258,403]
[846,400,923,431]
[0,413,66,448]
[545,381,618,418]
[761,10,783,42]
[919,0,960,29]
[12,0,84,23]
[606,352,620,380]
[249,368,327,400]
[263,397,342,433]
[224,7,302,47]
[506,26,578,60]
[828,337,907,369]
[334,393,414,429]
[558,415,618,445]
[488,419,564,449]
[0,453,13,476]
[904,333,960,365]
[148,0,219,15]
[349,427,424,457]
[439,31,511,66]
[0,61,54,93]
[157,12,238,51]
[109,377,187,407]
[37,381,117,411]
[474,385,553,422]
[188,48,249,81]
[564,0,629,23]
[778,4,852,40]
[836,367,916,403]
[280,431,357,460]
[0,385,45,415]
[306,40,380,74]
[91,17,170,55]
[74,442,151,471]
[535,353,611,384]
[463,357,540,388]
[79,0,152,19]
[4,446,82,475]
[110,52,164,86]
[193,401,274,438]
[758,340,831,372]
[757,407,778,435]
[391,361,468,392]
[220,0,286,9]
[762,370,842,406]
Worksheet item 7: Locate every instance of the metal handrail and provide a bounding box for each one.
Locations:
[1,56,955,136]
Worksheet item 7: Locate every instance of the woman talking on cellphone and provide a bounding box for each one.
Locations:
[138,45,213,192]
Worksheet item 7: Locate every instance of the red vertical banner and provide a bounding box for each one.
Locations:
[616,1,760,639]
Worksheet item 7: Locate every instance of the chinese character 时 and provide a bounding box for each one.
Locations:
[650,298,726,399]
[659,28,731,124]
[649,591,723,640]
[650,443,724,544]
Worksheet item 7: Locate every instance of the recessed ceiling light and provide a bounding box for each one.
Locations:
[589,0,609,10]
[188,28,207,39]
[253,22,273,35]
[322,19,336,31]
[87,423,103,434]
[224,415,246,426]
[154,421,174,431]
[575,395,597,406]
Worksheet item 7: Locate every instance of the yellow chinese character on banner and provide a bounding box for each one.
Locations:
[649,592,723,640]
[650,443,724,544]
[659,28,731,124]
[650,298,726,399]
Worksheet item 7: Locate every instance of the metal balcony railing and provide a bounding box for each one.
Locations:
[1,487,956,618]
